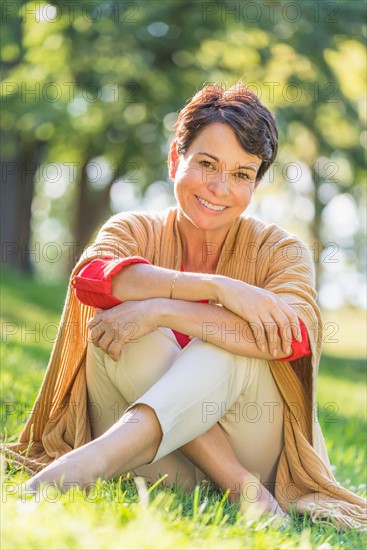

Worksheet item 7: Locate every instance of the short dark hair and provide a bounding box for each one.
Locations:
[174,83,278,181]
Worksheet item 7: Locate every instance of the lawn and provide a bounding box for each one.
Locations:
[1,269,366,549]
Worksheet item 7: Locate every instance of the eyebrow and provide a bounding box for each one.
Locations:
[197,152,258,173]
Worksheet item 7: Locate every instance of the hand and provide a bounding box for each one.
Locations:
[88,299,160,361]
[216,277,301,358]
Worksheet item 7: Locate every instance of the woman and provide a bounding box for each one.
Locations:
[8,84,366,529]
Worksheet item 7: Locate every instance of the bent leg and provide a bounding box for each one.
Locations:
[22,334,281,498]
[86,327,183,438]
[179,423,285,515]
[126,338,284,514]
[128,337,249,462]
[177,357,284,514]
[21,402,163,493]
[87,331,251,488]
[86,343,129,438]
[219,357,284,489]
[86,329,205,488]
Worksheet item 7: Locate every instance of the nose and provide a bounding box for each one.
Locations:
[207,173,230,197]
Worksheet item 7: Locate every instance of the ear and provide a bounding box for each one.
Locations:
[168,139,180,181]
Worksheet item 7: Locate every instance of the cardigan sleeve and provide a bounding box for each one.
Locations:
[69,211,157,308]
[256,228,320,362]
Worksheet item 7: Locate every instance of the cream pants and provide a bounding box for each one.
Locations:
[86,328,284,492]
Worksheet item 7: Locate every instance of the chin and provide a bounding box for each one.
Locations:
[193,216,229,232]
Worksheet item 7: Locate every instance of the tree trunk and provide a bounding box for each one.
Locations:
[1,133,43,274]
[72,159,112,261]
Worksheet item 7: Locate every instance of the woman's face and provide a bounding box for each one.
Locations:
[169,123,262,233]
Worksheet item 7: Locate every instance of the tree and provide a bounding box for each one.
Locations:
[1,1,365,303]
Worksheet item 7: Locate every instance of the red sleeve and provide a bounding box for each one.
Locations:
[278,318,311,362]
[71,256,150,309]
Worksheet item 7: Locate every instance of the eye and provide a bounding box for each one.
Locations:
[200,160,216,171]
[234,172,250,182]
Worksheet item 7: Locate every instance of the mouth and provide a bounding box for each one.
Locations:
[196,196,227,212]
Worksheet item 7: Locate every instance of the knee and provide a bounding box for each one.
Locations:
[129,403,163,447]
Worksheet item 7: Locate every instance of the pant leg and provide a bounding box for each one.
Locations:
[218,358,284,488]
[102,327,183,403]
[86,343,129,437]
[87,330,284,490]
[128,337,252,462]
[85,329,205,488]
[125,337,284,486]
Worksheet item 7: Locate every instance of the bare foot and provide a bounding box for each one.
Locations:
[18,443,103,499]
[227,476,286,517]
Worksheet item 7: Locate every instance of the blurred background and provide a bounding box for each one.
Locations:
[1,1,366,320]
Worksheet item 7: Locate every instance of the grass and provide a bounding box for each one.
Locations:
[1,269,366,549]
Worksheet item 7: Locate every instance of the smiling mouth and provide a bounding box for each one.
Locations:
[196,196,227,212]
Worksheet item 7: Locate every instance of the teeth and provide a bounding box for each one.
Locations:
[198,197,226,211]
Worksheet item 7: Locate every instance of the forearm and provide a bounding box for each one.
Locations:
[111,263,219,303]
[155,298,289,360]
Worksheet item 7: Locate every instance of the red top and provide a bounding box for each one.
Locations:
[71,257,311,361]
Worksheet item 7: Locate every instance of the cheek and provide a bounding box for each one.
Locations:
[177,161,202,182]
[174,167,198,196]
[236,187,254,206]
[174,180,188,205]
[175,160,192,180]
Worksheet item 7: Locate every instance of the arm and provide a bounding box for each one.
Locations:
[72,257,151,308]
[111,262,218,302]
[88,295,307,362]
[112,263,303,351]
[72,259,219,307]
[156,297,292,360]
[81,258,307,359]
[75,227,312,359]
[80,261,304,356]
[158,297,309,361]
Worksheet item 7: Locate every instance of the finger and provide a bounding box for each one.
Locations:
[272,296,301,342]
[247,317,267,353]
[89,323,104,344]
[98,332,116,354]
[279,304,301,342]
[286,313,301,343]
[88,316,101,328]
[278,319,298,352]
[262,317,282,358]
[107,341,123,361]
[271,312,294,356]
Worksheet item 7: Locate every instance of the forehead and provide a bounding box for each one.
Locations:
[187,123,261,167]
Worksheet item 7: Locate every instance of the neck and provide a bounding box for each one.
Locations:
[176,211,231,273]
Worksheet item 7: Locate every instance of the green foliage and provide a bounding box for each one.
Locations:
[1,269,67,438]
[2,469,367,549]
[1,1,366,281]
[1,271,366,548]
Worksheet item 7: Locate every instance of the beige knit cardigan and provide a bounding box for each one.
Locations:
[4,208,366,530]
